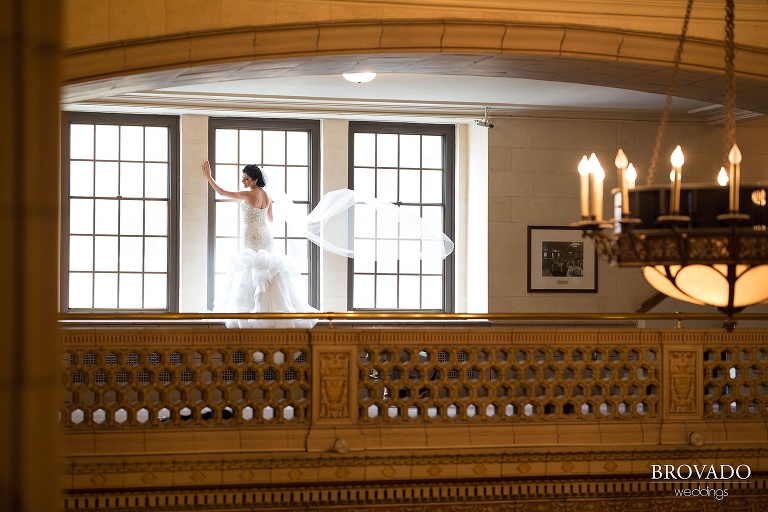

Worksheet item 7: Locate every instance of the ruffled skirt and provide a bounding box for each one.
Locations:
[213,249,318,328]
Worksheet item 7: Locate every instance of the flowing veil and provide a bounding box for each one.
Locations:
[268,187,454,262]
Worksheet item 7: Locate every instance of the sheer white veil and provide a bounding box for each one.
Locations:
[266,187,454,262]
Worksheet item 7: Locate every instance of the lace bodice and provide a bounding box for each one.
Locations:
[241,202,273,252]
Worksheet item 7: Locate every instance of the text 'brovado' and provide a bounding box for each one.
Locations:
[651,464,751,481]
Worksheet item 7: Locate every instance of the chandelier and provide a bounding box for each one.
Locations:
[574,0,768,330]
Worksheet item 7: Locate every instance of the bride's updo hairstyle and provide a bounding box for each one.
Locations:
[243,164,266,188]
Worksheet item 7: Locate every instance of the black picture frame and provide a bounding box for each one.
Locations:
[527,226,598,293]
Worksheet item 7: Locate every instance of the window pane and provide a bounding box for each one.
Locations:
[422,170,443,202]
[70,199,94,234]
[120,162,143,198]
[94,199,119,235]
[239,130,261,163]
[287,131,308,165]
[270,204,287,238]
[214,164,239,196]
[287,203,308,237]
[144,274,167,308]
[399,135,420,168]
[263,131,285,165]
[70,161,94,196]
[376,134,398,168]
[422,254,443,275]
[422,135,443,168]
[376,168,398,202]
[354,203,375,238]
[354,133,375,167]
[399,169,420,203]
[399,205,421,239]
[95,125,118,160]
[422,276,443,309]
[119,273,143,308]
[262,165,284,193]
[120,200,144,235]
[376,240,398,273]
[145,126,168,161]
[144,237,167,273]
[287,239,308,273]
[94,236,118,271]
[215,238,238,272]
[376,209,398,239]
[353,239,375,273]
[286,167,308,201]
[93,273,118,308]
[120,125,144,161]
[216,201,239,237]
[119,237,143,271]
[399,275,421,308]
[399,240,421,273]
[354,167,375,196]
[353,274,375,308]
[70,124,94,159]
[376,275,397,308]
[69,273,93,308]
[95,161,119,197]
[145,202,168,236]
[421,205,443,233]
[69,236,93,271]
[216,129,239,163]
[145,163,168,199]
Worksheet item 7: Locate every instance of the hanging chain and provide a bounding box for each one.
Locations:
[646,0,695,186]
[723,0,737,162]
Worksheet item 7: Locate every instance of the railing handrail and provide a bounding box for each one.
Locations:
[58,311,768,323]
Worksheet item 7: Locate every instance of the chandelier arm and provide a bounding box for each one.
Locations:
[723,0,736,162]
[646,0,695,186]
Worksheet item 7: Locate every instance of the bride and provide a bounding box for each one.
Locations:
[202,161,318,328]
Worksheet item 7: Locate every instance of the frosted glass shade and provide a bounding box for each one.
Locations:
[643,264,768,309]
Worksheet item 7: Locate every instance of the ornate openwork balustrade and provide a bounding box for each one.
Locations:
[59,323,768,511]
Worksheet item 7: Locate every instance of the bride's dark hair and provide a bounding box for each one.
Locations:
[243,165,266,188]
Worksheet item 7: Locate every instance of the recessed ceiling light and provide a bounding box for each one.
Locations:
[342,72,377,83]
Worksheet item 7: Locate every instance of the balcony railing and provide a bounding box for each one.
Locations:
[58,313,768,511]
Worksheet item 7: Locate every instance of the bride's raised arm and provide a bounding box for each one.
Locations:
[202,160,247,201]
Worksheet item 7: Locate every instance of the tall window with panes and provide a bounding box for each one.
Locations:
[349,122,454,311]
[61,113,179,311]
[207,119,320,310]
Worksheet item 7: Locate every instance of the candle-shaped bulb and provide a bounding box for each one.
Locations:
[729,144,742,164]
[671,145,684,168]
[615,149,628,169]
[578,155,590,175]
[718,167,729,186]
[588,153,599,170]
[578,155,590,219]
[594,161,605,182]
[625,163,637,183]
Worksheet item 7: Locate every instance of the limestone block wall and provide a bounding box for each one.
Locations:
[486,115,768,313]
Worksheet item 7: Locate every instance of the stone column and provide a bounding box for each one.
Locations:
[0,0,62,510]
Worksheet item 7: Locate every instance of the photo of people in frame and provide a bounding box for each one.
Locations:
[540,241,584,278]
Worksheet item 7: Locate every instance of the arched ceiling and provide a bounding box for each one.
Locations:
[60,20,768,123]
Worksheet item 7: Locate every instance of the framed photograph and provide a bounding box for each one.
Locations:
[527,226,597,293]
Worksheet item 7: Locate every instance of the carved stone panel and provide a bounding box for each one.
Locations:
[668,350,697,415]
[319,352,350,419]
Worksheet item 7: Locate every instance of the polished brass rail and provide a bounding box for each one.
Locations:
[58,311,768,323]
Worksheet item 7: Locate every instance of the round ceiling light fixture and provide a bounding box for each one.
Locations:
[342,72,377,83]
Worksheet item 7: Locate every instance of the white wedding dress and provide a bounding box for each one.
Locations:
[213,202,318,328]
[212,188,455,329]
